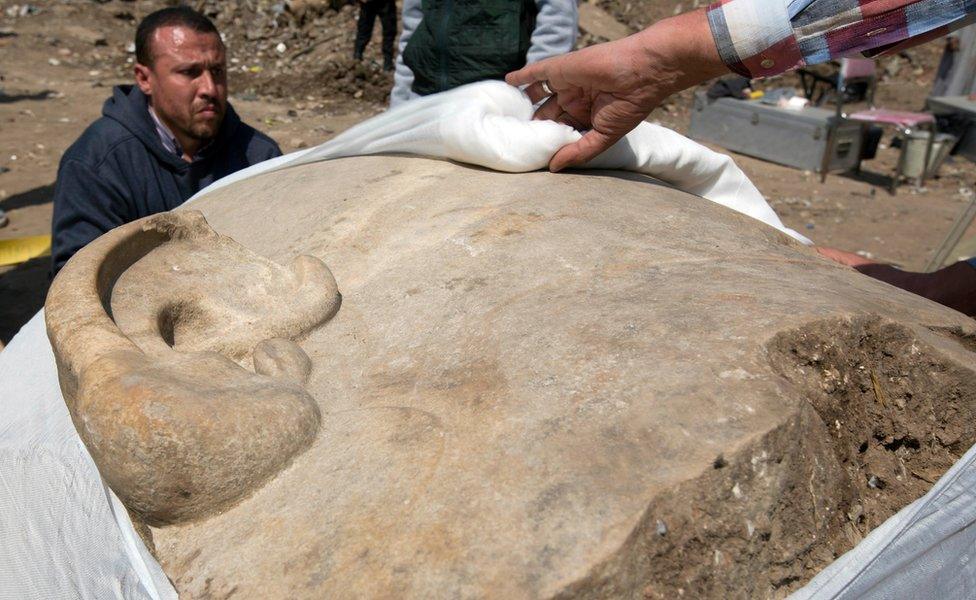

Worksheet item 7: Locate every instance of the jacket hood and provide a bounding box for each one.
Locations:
[101,85,242,170]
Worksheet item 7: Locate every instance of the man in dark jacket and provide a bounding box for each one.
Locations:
[51,7,281,275]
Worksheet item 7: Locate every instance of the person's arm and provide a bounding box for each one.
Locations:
[249,131,282,162]
[508,0,976,171]
[527,0,578,64]
[861,14,976,59]
[264,141,283,160]
[51,158,129,276]
[389,0,423,107]
[710,0,976,78]
[816,247,976,317]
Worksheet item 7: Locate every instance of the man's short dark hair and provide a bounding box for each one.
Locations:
[135,6,221,67]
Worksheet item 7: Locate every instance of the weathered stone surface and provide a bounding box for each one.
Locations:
[48,156,976,598]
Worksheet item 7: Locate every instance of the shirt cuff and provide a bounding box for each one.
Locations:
[706,0,805,79]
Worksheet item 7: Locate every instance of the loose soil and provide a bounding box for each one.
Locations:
[558,316,976,599]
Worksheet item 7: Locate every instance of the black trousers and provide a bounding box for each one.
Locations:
[354,0,397,61]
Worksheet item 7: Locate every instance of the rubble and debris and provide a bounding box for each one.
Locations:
[64,25,107,47]
[6,1,397,108]
[5,4,41,19]
[578,1,633,44]
[196,0,395,105]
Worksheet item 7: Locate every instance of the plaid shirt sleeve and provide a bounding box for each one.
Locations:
[706,0,976,78]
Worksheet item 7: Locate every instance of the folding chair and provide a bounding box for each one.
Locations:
[797,63,838,106]
[820,58,937,192]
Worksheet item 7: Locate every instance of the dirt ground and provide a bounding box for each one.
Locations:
[1,0,975,345]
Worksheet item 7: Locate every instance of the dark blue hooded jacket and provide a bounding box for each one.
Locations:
[51,85,281,275]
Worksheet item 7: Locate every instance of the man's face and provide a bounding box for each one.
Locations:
[135,26,227,145]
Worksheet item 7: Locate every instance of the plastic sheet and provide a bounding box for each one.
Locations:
[789,439,976,599]
[0,313,176,600]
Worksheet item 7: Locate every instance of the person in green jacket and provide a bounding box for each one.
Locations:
[390,0,577,106]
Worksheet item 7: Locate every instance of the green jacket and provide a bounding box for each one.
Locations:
[403,0,538,96]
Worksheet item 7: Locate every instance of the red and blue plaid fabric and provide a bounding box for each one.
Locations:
[707,0,976,78]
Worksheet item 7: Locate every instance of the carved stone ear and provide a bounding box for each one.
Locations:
[45,211,340,526]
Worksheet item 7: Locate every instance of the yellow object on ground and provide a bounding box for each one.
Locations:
[0,235,52,267]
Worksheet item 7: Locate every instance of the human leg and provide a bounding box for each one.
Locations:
[354,1,378,60]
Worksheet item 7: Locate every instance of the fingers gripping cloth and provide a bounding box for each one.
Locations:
[194,80,810,243]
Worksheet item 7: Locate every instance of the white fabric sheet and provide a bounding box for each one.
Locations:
[0,313,176,600]
[7,80,970,599]
[200,81,811,243]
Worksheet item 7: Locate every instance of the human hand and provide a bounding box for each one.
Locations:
[505,9,727,172]
[815,246,879,268]
[817,245,976,316]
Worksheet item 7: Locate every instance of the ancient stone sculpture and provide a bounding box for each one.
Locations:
[45,211,339,524]
[45,156,976,598]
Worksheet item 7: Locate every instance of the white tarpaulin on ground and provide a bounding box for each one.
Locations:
[790,441,976,599]
[0,312,175,600]
[1,81,970,599]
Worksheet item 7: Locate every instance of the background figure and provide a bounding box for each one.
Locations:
[932,23,976,97]
[354,0,397,71]
[390,0,578,107]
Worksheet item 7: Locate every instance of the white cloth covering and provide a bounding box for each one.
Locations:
[202,81,811,243]
[0,313,175,600]
[13,81,973,600]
